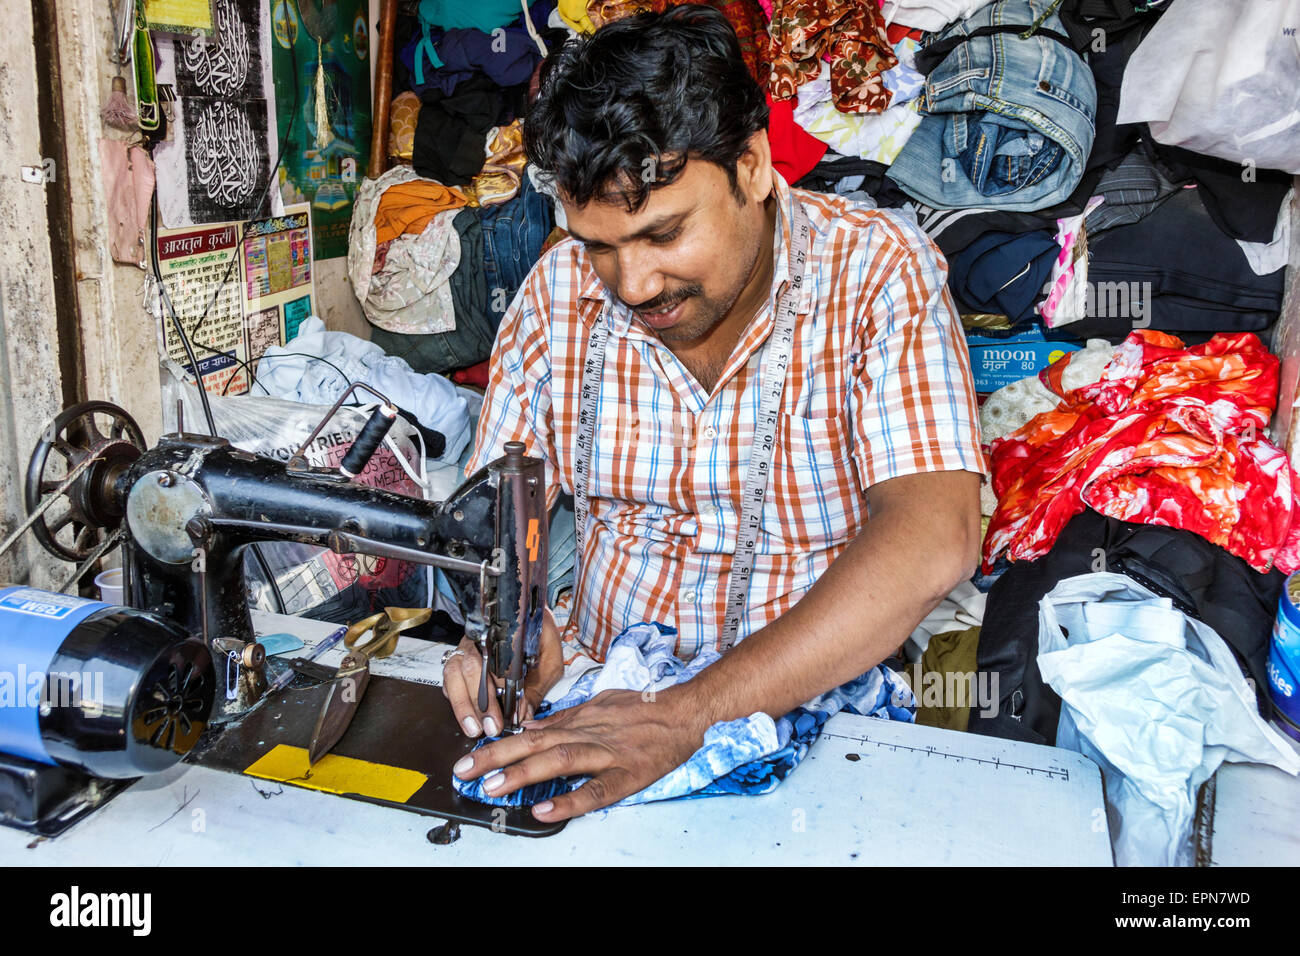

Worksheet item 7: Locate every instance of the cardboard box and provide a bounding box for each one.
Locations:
[965,327,1083,393]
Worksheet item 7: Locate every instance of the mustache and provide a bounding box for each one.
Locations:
[625,284,703,313]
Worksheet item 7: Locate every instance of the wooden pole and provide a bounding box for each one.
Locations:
[367,0,398,179]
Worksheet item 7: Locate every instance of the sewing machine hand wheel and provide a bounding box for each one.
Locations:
[24,401,145,562]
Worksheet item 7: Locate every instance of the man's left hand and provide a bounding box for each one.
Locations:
[451,687,707,822]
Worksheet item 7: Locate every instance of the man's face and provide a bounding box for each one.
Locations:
[562,150,774,349]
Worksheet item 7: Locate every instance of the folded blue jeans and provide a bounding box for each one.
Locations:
[453,622,918,808]
[888,0,1097,212]
[478,171,554,322]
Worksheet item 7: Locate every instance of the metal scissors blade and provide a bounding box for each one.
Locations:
[306,607,431,765]
[306,649,371,765]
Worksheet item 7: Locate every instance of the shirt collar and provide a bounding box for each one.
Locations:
[576,170,811,333]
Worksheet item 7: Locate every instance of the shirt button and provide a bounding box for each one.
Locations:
[682,591,696,604]
[703,425,718,441]
[701,503,718,516]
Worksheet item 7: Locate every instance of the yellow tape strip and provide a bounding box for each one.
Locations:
[244,744,427,803]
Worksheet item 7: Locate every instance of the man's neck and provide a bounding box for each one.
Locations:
[723,194,780,338]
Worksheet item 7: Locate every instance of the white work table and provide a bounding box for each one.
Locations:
[1206,742,1300,866]
[1,611,1291,866]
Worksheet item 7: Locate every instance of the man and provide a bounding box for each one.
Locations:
[442,5,987,821]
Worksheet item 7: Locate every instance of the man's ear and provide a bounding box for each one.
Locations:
[735,130,774,204]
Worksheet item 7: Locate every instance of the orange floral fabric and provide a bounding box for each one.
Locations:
[766,0,897,114]
[587,0,770,84]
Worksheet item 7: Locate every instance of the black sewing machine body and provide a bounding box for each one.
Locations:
[1,400,551,835]
[115,430,547,720]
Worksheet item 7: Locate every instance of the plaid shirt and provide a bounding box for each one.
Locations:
[466,173,987,662]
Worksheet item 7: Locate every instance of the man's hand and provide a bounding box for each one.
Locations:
[441,607,565,738]
[451,685,708,822]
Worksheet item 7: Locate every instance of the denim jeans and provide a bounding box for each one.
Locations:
[888,0,1097,212]
[478,171,554,322]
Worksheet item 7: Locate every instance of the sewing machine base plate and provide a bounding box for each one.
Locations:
[0,752,134,837]
[186,673,566,838]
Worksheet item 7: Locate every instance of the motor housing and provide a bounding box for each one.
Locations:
[0,585,214,779]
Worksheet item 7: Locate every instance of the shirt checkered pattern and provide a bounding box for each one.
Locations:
[466,173,987,662]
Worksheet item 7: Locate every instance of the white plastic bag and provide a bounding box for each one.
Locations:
[255,316,472,463]
[1036,572,1300,866]
[161,363,433,620]
[1117,0,1300,174]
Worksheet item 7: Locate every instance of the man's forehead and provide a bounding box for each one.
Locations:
[561,160,724,243]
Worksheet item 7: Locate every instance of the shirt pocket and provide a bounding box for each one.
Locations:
[588,407,690,514]
[760,412,856,552]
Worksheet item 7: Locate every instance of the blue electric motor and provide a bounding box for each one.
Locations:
[0,585,214,778]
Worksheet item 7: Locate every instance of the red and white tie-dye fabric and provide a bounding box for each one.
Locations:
[983,329,1300,574]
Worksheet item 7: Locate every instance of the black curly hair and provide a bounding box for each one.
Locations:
[524,4,770,210]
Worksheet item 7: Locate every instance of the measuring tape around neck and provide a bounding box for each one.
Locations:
[572,312,610,563]
[573,200,812,652]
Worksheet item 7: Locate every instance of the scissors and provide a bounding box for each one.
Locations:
[307,606,431,765]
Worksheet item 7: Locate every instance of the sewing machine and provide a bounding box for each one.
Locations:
[1,398,547,834]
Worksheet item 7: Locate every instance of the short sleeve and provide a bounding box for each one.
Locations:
[464,267,566,514]
[848,216,989,492]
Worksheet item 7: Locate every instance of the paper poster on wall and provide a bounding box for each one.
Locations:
[153,0,283,227]
[240,208,316,379]
[155,221,248,394]
[155,204,315,396]
[270,0,372,260]
[284,293,314,340]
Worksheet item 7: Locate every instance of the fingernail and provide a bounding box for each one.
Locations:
[462,717,480,736]
[453,756,473,776]
[534,801,553,815]
[483,769,505,792]
[483,716,499,737]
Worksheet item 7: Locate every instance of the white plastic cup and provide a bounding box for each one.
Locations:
[94,567,124,605]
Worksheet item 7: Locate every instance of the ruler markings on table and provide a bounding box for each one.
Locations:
[819,731,1072,781]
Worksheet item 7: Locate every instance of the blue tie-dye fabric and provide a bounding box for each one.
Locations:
[453,622,917,808]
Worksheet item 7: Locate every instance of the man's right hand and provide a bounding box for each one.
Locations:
[441,607,564,738]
